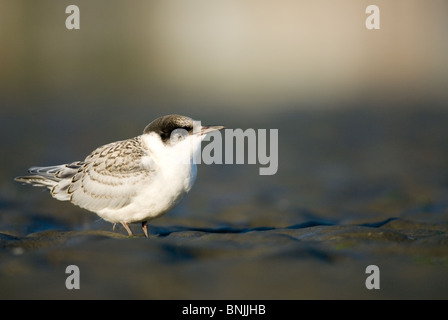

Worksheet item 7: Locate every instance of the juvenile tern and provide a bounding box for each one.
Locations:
[15,114,224,238]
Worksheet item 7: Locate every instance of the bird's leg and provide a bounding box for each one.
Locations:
[142,221,149,238]
[121,222,133,236]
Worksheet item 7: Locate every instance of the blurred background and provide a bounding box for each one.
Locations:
[1,0,448,110]
[1,0,448,228]
[1,0,448,299]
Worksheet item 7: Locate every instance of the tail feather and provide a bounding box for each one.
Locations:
[14,175,58,188]
[14,161,84,192]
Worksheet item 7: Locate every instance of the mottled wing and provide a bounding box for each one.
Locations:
[67,136,154,212]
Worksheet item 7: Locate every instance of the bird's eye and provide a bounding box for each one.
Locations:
[170,128,189,143]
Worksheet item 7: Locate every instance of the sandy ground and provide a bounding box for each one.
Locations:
[1,107,448,299]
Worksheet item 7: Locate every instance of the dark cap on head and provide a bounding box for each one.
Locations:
[143,114,194,142]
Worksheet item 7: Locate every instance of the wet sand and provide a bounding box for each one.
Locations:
[1,217,447,299]
[1,107,448,299]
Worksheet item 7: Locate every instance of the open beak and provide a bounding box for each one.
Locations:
[199,125,225,135]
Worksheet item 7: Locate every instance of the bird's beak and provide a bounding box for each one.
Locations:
[199,125,225,135]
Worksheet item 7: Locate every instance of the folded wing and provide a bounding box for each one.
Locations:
[15,136,155,212]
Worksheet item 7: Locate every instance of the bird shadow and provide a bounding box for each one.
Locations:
[149,217,398,238]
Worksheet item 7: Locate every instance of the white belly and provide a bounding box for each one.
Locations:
[96,163,197,223]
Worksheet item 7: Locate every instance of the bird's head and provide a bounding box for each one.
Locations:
[143,114,224,163]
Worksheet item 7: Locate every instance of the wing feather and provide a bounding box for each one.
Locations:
[68,136,154,212]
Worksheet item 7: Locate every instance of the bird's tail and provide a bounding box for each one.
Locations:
[15,162,84,200]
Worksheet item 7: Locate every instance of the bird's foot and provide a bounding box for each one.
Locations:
[121,222,134,237]
[142,221,149,238]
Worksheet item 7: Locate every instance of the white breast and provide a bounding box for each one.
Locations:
[95,133,199,223]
